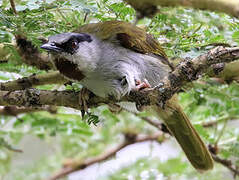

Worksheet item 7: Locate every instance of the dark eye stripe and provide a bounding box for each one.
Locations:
[54,39,78,54]
[74,33,92,43]
[50,33,92,54]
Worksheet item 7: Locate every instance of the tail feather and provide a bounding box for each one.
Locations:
[155,95,214,170]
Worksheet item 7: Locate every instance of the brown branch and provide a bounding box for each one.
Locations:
[49,132,239,180]
[124,46,239,108]
[48,133,164,180]
[3,145,22,153]
[0,89,83,109]
[212,154,239,176]
[9,0,17,15]
[124,0,239,18]
[15,35,54,70]
[0,105,57,116]
[0,71,66,91]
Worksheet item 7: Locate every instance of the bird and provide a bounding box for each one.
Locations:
[40,20,214,170]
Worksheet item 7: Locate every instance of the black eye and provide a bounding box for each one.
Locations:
[71,41,78,49]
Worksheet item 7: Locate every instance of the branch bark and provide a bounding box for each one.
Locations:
[15,35,54,70]
[125,46,239,108]
[0,105,57,116]
[0,71,66,91]
[124,0,239,18]
[9,0,17,15]
[0,89,83,109]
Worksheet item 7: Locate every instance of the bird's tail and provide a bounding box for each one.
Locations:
[155,95,214,170]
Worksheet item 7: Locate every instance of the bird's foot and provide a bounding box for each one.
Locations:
[134,79,151,91]
[133,79,151,111]
[79,87,90,117]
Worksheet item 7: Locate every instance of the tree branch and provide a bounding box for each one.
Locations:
[125,46,239,108]
[0,71,66,91]
[49,132,239,180]
[124,0,239,18]
[0,105,57,116]
[48,133,164,180]
[201,115,239,127]
[0,89,83,109]
[0,46,238,110]
[15,35,54,70]
[0,137,22,153]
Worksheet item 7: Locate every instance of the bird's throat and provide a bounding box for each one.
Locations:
[54,57,85,81]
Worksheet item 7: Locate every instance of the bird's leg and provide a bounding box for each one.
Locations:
[79,87,90,117]
[134,79,151,90]
[133,79,151,111]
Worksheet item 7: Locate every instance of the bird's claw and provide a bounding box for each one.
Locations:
[79,88,90,118]
[134,79,151,91]
[133,79,151,111]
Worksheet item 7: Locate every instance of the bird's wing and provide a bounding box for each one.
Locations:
[75,21,168,60]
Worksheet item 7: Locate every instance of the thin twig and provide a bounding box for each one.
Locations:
[9,0,17,14]
[214,117,228,146]
[48,133,164,180]
[212,154,239,176]
[201,116,239,128]
[49,131,239,180]
[0,138,22,153]
[83,12,89,23]
[136,115,171,134]
[5,146,23,153]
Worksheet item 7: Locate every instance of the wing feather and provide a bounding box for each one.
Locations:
[75,21,168,59]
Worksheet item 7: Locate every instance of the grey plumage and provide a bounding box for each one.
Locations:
[43,34,170,99]
[79,36,170,99]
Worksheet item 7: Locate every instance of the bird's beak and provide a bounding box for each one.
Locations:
[40,43,62,52]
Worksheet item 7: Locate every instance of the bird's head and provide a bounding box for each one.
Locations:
[41,33,101,74]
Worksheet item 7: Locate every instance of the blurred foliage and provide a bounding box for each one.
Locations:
[0,0,239,180]
[101,157,232,180]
